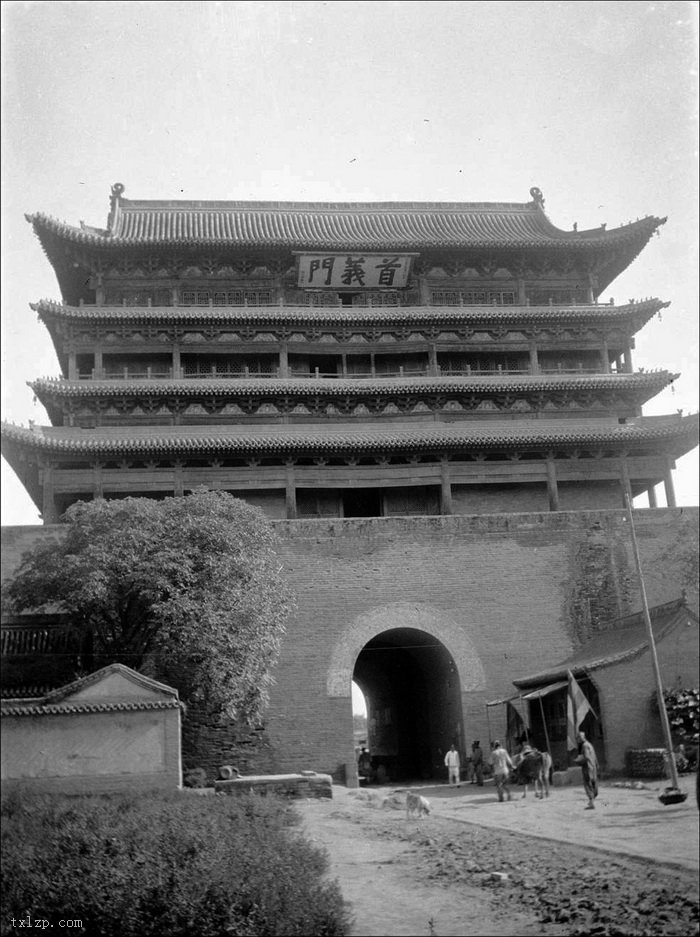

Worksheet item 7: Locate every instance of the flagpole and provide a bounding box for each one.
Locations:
[625,494,682,793]
[538,695,552,757]
[520,695,529,743]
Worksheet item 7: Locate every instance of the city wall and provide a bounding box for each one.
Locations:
[2,508,697,780]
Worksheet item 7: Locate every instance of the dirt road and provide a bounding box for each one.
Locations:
[296,774,699,937]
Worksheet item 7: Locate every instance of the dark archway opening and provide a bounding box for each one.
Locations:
[353,628,462,784]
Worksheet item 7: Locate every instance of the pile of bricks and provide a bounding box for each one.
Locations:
[625,748,667,778]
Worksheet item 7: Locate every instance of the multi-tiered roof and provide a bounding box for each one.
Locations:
[3,184,697,522]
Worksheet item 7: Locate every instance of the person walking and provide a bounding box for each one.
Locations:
[471,740,484,786]
[576,730,599,809]
[489,740,514,803]
[444,744,461,784]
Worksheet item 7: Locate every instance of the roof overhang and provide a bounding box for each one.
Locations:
[487,679,569,706]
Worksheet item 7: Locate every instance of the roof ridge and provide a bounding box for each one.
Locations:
[119,198,542,212]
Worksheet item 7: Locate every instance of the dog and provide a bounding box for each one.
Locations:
[405,791,431,819]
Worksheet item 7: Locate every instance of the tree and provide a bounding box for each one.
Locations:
[2,490,294,723]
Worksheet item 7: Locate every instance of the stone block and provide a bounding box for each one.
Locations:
[213,771,333,799]
[552,767,583,787]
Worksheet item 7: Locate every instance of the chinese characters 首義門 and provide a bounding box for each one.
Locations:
[297,253,413,290]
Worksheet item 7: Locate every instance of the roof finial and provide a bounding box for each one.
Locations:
[108,183,125,232]
[529,186,545,208]
[110,182,125,212]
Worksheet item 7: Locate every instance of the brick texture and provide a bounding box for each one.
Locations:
[2,508,697,781]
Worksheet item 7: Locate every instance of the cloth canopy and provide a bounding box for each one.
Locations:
[521,680,568,701]
[486,679,568,707]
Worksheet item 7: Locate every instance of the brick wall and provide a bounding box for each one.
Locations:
[595,619,700,772]
[2,508,697,781]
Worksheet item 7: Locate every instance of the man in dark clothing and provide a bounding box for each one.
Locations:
[471,740,484,786]
[576,730,599,809]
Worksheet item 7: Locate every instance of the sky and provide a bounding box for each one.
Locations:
[2,0,698,534]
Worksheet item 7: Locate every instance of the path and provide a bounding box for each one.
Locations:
[296,774,699,937]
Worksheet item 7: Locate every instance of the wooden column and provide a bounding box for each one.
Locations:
[92,460,103,499]
[94,347,103,380]
[546,455,559,511]
[663,460,676,508]
[279,343,289,378]
[619,455,633,508]
[285,460,297,519]
[172,344,181,379]
[600,338,610,373]
[622,341,633,374]
[173,461,184,497]
[429,344,439,377]
[587,271,596,304]
[517,277,527,304]
[528,342,540,374]
[68,350,78,381]
[40,463,59,524]
[440,458,452,515]
[647,485,658,508]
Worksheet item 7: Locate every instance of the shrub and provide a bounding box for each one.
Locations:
[652,687,700,743]
[183,767,209,788]
[1,789,351,937]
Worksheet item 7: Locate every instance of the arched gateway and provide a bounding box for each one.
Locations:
[327,602,486,783]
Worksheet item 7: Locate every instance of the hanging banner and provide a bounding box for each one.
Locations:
[295,252,416,290]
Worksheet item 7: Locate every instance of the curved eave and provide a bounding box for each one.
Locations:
[32,298,668,333]
[26,204,665,254]
[3,414,698,459]
[29,372,677,403]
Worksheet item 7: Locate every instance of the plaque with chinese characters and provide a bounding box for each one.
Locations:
[295,253,416,290]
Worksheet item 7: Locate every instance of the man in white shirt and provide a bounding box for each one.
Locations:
[444,744,461,784]
[489,739,515,802]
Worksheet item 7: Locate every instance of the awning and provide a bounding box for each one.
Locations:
[485,694,520,707]
[521,680,568,701]
[486,679,568,707]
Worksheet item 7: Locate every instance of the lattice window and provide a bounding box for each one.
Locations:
[431,289,515,306]
[179,289,275,306]
[431,290,461,306]
[105,289,172,306]
[297,291,340,307]
[526,288,588,305]
[352,292,401,307]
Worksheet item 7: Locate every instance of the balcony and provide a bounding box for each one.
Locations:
[90,289,615,310]
[71,364,620,382]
